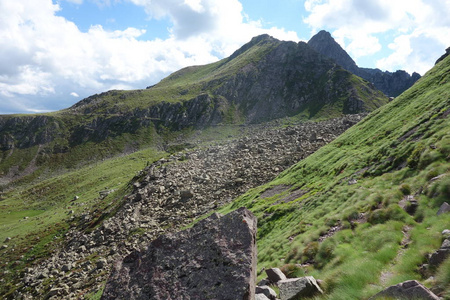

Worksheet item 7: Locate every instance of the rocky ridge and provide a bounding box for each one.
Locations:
[0,34,387,185]
[308,30,421,97]
[9,114,364,299]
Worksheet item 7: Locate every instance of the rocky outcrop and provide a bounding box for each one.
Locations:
[369,280,439,300]
[308,30,421,97]
[435,47,450,65]
[101,207,257,300]
[428,228,450,267]
[215,36,386,123]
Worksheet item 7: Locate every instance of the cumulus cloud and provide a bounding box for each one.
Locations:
[0,0,299,114]
[304,0,450,74]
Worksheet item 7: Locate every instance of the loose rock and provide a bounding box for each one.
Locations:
[369,280,439,300]
[278,276,323,300]
[102,207,257,300]
[265,267,287,284]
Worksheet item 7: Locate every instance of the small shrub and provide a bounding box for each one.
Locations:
[368,209,389,224]
[368,205,408,224]
[280,264,306,278]
[399,184,411,195]
[316,239,337,267]
[302,241,319,262]
[428,176,450,207]
[344,209,359,221]
[285,246,299,263]
[425,169,439,181]
[419,149,443,170]
[407,143,426,169]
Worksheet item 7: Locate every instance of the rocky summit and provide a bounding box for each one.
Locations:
[102,207,257,300]
[308,30,421,97]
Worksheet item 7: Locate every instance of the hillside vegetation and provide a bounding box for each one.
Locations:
[218,52,450,298]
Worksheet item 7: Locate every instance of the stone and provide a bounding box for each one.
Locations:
[1,245,7,250]
[97,258,108,269]
[4,237,11,242]
[265,268,287,283]
[61,264,72,272]
[437,202,450,216]
[255,294,271,300]
[278,276,323,300]
[369,280,439,300]
[102,207,257,300]
[180,189,194,201]
[429,248,450,267]
[443,229,450,239]
[257,278,270,287]
[256,285,277,300]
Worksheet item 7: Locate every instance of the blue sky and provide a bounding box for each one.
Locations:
[1,0,449,114]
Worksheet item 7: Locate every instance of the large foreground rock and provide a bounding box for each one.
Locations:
[370,280,439,300]
[101,207,257,300]
[278,276,323,300]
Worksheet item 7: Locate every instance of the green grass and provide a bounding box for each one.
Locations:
[215,54,450,298]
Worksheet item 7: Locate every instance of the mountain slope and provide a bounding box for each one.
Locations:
[219,48,450,298]
[308,30,421,97]
[0,34,387,187]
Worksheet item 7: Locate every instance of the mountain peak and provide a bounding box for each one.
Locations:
[228,34,278,60]
[308,30,358,73]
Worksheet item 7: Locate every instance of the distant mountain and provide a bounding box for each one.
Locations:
[308,30,421,97]
[0,34,387,185]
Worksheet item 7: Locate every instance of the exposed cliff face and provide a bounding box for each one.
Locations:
[308,30,421,97]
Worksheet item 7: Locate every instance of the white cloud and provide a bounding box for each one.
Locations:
[70,92,79,97]
[65,0,83,4]
[304,0,450,74]
[0,0,299,114]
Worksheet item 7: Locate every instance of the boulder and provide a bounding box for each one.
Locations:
[429,248,449,267]
[437,202,450,216]
[369,280,439,300]
[278,276,323,300]
[265,267,287,283]
[443,229,450,239]
[429,236,450,267]
[102,207,257,300]
[256,285,277,300]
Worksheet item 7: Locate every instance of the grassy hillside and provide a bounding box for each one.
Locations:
[218,53,450,298]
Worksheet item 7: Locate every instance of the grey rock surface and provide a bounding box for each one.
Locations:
[101,207,257,300]
[278,276,323,300]
[256,285,277,300]
[265,268,287,284]
[437,202,450,216]
[255,294,271,300]
[370,280,439,300]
